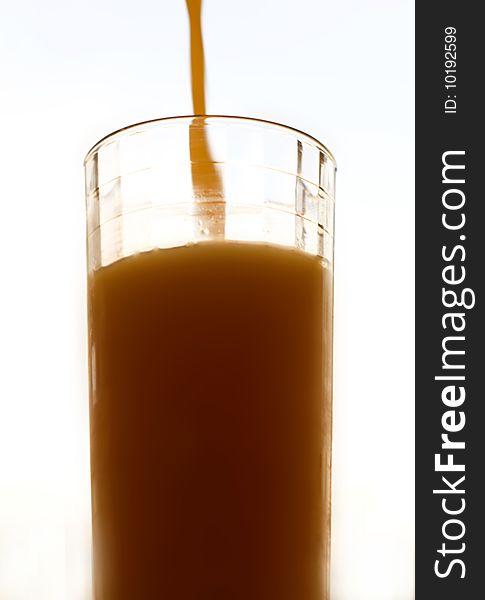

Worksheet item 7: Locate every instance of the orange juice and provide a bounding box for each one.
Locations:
[88,241,332,599]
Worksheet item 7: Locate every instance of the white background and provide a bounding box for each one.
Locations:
[0,0,414,598]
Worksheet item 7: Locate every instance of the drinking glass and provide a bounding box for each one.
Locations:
[85,116,336,599]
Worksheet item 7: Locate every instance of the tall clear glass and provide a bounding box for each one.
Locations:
[85,116,336,600]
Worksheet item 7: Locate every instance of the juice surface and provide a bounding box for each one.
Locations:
[88,241,332,599]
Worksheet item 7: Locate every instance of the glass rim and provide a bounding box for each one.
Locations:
[84,114,337,168]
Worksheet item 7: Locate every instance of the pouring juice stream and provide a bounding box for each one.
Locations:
[186,0,225,237]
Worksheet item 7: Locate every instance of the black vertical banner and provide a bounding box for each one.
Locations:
[416,3,483,598]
